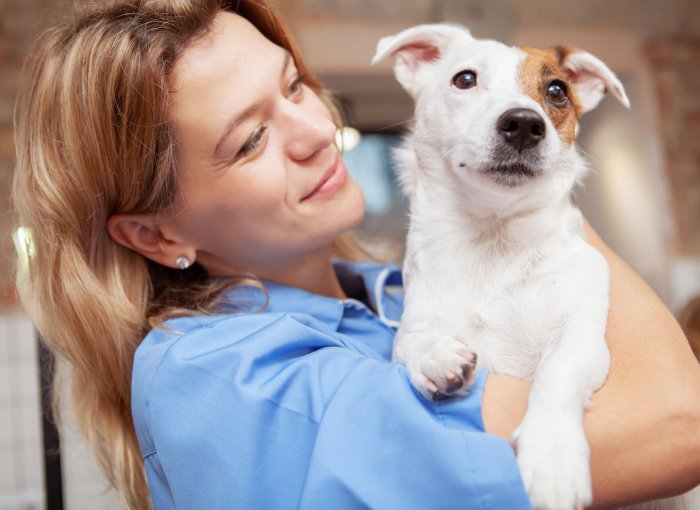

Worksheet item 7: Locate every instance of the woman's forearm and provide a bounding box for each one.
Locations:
[482,223,700,508]
[584,223,700,507]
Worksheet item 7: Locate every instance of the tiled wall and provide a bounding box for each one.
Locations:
[0,314,121,510]
[0,314,43,509]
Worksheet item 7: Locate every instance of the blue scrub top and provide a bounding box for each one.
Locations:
[131,261,531,509]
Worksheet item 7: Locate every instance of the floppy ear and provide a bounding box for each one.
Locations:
[556,46,630,114]
[372,24,468,98]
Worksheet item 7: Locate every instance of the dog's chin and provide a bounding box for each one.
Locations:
[481,163,543,188]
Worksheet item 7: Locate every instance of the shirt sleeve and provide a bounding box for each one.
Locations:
[298,358,531,509]
[136,313,531,509]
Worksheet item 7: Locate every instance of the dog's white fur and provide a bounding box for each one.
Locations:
[373,23,698,510]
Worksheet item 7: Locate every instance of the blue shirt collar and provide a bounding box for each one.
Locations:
[220,260,403,330]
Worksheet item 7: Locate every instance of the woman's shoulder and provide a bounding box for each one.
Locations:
[130,310,372,456]
[134,310,342,379]
[131,309,361,410]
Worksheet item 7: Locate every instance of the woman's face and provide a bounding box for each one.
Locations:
[163,11,365,277]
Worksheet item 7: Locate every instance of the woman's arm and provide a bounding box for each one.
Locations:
[136,312,533,508]
[482,221,700,508]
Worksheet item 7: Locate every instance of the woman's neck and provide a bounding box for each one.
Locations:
[258,247,347,300]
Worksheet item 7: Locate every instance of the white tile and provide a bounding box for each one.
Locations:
[4,316,22,357]
[10,361,40,402]
[13,404,41,446]
[16,347,38,367]
[6,314,36,359]
[16,341,38,367]
[0,318,9,360]
[15,444,43,492]
[22,460,44,493]
[0,442,16,493]
[0,405,12,443]
[0,490,44,510]
[0,364,11,405]
[15,317,36,355]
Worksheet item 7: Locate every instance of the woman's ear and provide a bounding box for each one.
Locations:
[106,213,197,269]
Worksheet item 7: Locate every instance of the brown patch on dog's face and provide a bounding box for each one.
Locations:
[518,46,581,145]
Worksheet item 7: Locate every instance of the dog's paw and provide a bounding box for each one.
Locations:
[514,413,592,510]
[395,333,477,400]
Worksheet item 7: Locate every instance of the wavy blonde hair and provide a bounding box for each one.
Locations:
[12,1,371,507]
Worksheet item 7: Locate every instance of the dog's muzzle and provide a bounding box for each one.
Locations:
[479,108,547,187]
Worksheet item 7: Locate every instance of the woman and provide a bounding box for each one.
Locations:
[12,0,700,509]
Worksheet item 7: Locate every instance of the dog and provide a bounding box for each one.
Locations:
[372,23,699,510]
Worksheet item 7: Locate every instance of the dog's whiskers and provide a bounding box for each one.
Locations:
[371,118,414,132]
[574,145,599,166]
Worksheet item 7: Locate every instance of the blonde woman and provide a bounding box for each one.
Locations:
[12,1,700,508]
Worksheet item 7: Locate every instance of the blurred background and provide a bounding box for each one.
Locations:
[0,0,699,508]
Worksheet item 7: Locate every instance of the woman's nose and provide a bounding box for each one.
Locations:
[281,101,337,161]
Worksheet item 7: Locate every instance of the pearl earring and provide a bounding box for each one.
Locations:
[176,256,192,270]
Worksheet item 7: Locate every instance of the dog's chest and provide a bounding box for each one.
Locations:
[463,274,566,379]
[421,239,593,380]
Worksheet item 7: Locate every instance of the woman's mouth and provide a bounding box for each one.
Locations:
[300,155,347,202]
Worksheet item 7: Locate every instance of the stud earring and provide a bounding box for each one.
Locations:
[176,256,192,270]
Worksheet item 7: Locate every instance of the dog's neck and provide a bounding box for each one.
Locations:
[408,171,579,256]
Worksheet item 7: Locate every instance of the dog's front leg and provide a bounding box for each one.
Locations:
[514,311,610,510]
[393,280,478,400]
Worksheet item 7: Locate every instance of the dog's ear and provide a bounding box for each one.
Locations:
[556,46,630,114]
[372,24,468,98]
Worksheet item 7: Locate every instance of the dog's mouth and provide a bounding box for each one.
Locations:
[481,163,543,187]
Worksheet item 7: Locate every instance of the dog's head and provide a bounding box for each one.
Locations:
[373,24,629,212]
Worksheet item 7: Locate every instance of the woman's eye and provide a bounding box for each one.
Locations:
[237,126,267,158]
[288,74,307,97]
[547,80,569,107]
[451,70,477,90]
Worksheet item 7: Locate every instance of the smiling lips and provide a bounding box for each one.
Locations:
[301,154,347,202]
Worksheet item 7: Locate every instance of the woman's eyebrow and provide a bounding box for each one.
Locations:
[213,49,292,157]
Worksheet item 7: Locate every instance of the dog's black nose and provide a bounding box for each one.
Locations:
[497,108,546,151]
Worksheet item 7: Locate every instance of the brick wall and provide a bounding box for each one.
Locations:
[0,0,71,311]
[645,37,700,256]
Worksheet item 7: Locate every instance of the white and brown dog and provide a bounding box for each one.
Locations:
[373,24,698,510]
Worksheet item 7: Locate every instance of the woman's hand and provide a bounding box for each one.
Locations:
[482,221,700,508]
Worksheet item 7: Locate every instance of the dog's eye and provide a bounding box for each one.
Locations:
[452,70,477,90]
[547,80,569,107]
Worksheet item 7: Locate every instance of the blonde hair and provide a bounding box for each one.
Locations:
[12,1,369,507]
